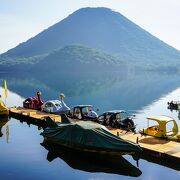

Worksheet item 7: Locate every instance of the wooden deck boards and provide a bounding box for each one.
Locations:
[9,107,61,123]
[110,128,180,163]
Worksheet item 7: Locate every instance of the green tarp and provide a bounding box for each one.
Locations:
[41,121,141,154]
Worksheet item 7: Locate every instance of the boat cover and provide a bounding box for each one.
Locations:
[41,121,141,153]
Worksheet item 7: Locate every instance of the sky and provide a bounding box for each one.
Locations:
[0,0,180,53]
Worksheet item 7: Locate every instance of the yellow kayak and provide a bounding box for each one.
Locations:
[0,101,9,116]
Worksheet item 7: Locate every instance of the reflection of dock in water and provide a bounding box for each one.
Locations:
[41,140,142,177]
[140,150,180,171]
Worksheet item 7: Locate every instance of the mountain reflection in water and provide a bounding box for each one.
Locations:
[1,71,180,112]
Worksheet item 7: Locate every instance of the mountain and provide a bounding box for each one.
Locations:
[0,7,180,69]
[34,45,124,72]
[0,45,125,72]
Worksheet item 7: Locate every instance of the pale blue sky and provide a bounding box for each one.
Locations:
[0,0,180,53]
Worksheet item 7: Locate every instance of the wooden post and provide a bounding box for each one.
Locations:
[117,132,119,137]
[136,137,139,144]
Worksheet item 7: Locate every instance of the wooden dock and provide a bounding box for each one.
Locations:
[9,107,61,127]
[8,107,180,169]
[110,128,180,167]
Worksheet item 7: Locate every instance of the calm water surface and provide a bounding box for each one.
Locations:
[0,72,180,179]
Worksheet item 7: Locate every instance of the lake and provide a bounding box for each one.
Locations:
[0,71,180,179]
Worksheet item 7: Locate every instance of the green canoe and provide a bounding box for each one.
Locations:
[41,121,141,155]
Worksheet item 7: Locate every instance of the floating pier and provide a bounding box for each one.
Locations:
[8,107,180,169]
[110,128,180,166]
[9,107,61,127]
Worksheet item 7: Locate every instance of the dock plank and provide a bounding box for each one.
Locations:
[109,128,180,163]
[9,107,61,123]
